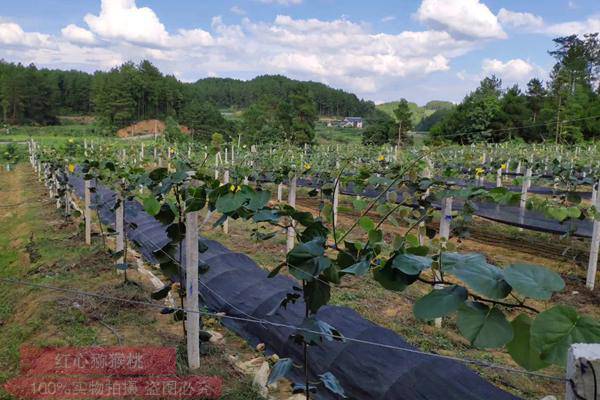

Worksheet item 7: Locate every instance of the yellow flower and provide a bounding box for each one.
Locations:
[480,156,485,163]
[303,163,311,170]
[501,163,507,170]
[235,185,241,193]
[68,164,75,173]
[68,139,74,143]
[229,184,236,192]
[475,167,485,176]
[377,155,385,161]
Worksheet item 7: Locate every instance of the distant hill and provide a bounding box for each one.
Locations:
[376,100,454,127]
[190,75,377,118]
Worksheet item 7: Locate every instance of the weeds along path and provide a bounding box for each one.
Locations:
[0,164,266,400]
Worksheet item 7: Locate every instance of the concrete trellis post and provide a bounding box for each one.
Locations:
[333,177,340,228]
[115,192,124,272]
[586,179,600,290]
[140,143,144,161]
[222,169,230,234]
[435,197,453,328]
[496,168,503,187]
[184,207,200,370]
[84,179,92,245]
[214,153,220,180]
[520,168,532,211]
[565,343,600,400]
[277,183,284,202]
[286,176,297,252]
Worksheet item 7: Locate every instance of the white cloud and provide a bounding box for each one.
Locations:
[381,15,396,23]
[230,6,246,15]
[0,22,51,47]
[498,7,600,37]
[61,24,97,45]
[258,0,302,5]
[481,58,543,83]
[497,8,544,30]
[544,16,600,36]
[84,0,170,46]
[415,0,506,39]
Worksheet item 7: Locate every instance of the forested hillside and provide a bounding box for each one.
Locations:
[0,61,374,131]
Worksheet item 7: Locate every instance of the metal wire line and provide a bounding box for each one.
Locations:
[0,277,565,382]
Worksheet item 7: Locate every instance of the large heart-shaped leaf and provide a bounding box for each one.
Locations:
[531,305,600,366]
[373,263,417,292]
[442,253,510,299]
[457,302,513,348]
[341,260,370,276]
[504,264,564,300]
[286,238,330,281]
[413,285,467,320]
[506,314,549,371]
[304,279,330,314]
[392,253,433,275]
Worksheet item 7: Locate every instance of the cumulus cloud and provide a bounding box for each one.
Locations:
[415,0,506,39]
[498,7,599,36]
[0,22,51,47]
[544,16,600,36]
[84,0,170,47]
[497,8,544,30]
[381,15,396,23]
[481,58,543,83]
[61,24,97,45]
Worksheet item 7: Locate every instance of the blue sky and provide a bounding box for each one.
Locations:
[0,0,598,104]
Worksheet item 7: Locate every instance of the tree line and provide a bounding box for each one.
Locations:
[0,59,373,144]
[430,34,600,143]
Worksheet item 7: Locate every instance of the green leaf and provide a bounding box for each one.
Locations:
[155,203,176,225]
[149,167,168,181]
[358,216,375,232]
[373,263,417,292]
[341,260,370,276]
[391,253,432,275]
[504,264,564,300]
[368,229,383,244]
[531,305,600,366]
[304,279,330,313]
[547,207,569,222]
[215,192,245,214]
[186,187,206,212]
[442,253,511,299]
[142,196,161,216]
[506,314,549,371]
[286,238,330,282]
[267,358,293,385]
[457,302,513,348]
[413,285,467,320]
[352,198,368,212]
[322,204,333,224]
[319,372,346,398]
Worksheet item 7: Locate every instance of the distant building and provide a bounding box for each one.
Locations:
[341,117,363,128]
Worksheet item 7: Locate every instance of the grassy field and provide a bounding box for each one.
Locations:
[314,123,363,145]
[0,165,266,400]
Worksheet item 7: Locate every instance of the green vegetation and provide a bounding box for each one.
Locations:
[376,99,452,126]
[431,34,600,143]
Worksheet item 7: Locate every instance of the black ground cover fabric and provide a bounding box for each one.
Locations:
[67,174,519,399]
